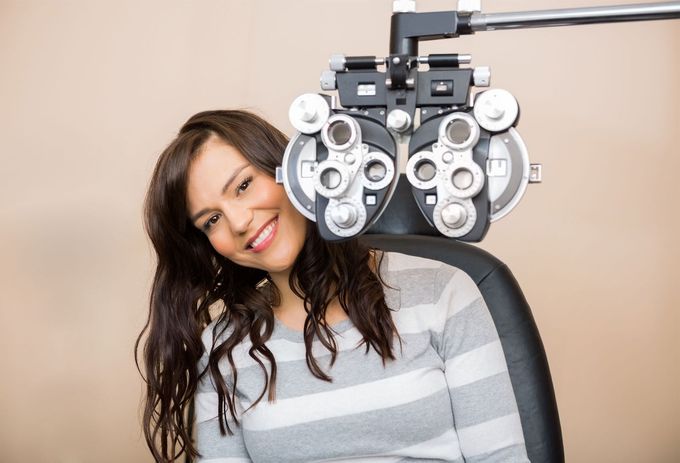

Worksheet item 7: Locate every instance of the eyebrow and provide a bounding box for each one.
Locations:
[190,163,249,224]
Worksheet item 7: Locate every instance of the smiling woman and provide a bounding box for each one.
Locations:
[137,110,400,461]
[137,110,529,463]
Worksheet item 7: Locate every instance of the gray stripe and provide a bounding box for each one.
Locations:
[437,297,498,360]
[450,372,519,428]
[399,458,464,463]
[196,418,249,459]
[197,355,217,394]
[197,353,236,394]
[242,388,455,463]
[465,443,529,463]
[225,332,443,401]
[382,266,442,308]
[435,262,459,295]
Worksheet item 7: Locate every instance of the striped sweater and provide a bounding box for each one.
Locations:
[194,251,529,462]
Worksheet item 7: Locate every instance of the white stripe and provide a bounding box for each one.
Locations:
[457,413,525,457]
[386,252,441,272]
[392,301,445,334]
[310,428,462,463]
[311,455,401,463]
[197,458,251,463]
[445,340,508,388]
[441,269,484,318]
[241,367,448,431]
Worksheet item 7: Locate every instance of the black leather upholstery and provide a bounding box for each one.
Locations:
[359,176,564,463]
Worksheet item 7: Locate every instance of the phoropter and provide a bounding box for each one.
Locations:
[277,1,680,242]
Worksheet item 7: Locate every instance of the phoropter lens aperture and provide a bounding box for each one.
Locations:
[327,120,353,147]
[415,160,437,182]
[452,168,474,190]
[365,161,387,181]
[445,119,472,145]
[320,168,342,190]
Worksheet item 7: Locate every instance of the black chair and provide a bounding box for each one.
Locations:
[360,176,564,463]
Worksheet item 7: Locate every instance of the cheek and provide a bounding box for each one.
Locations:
[208,231,237,258]
[257,182,288,207]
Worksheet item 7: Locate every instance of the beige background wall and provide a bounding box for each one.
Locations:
[0,0,677,462]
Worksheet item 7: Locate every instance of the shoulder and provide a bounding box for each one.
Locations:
[196,317,241,395]
[381,250,477,296]
[381,251,483,330]
[200,317,233,352]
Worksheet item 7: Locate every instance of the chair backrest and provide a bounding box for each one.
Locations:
[360,176,564,463]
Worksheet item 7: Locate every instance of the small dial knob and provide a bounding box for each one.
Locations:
[329,54,346,71]
[441,203,468,229]
[330,203,358,228]
[393,0,416,13]
[320,70,337,90]
[473,66,491,87]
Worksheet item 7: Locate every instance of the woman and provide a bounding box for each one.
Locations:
[137,109,529,462]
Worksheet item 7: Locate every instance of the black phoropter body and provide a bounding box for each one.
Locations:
[278,1,680,242]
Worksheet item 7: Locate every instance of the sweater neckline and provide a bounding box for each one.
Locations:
[273,317,355,342]
[271,250,397,342]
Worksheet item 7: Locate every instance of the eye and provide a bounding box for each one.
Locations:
[202,214,220,232]
[236,176,253,195]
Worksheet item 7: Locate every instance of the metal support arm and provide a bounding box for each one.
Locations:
[389,2,680,55]
[470,1,680,31]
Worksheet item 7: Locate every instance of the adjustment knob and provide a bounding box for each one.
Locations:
[393,0,416,13]
[441,203,468,228]
[473,89,519,132]
[473,66,491,87]
[387,109,412,133]
[330,203,358,228]
[483,99,505,119]
[458,0,481,13]
[289,94,330,134]
[320,70,337,90]
[329,54,346,71]
[291,99,318,123]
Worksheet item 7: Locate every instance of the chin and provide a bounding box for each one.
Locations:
[265,245,303,274]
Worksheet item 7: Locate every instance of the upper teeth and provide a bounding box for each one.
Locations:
[251,219,277,248]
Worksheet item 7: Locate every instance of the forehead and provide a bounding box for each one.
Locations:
[186,137,249,208]
[192,136,246,174]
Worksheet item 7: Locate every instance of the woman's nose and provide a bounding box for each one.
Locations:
[225,205,253,235]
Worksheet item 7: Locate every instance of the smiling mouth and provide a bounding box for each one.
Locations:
[247,217,279,251]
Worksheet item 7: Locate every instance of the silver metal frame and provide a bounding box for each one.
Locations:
[470,2,680,31]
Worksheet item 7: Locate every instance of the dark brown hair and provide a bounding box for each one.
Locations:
[136,110,398,461]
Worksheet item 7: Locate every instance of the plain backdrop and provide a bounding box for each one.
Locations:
[0,0,678,462]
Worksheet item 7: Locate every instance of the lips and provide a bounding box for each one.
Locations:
[246,216,279,251]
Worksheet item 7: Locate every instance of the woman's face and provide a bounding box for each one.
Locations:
[186,135,308,276]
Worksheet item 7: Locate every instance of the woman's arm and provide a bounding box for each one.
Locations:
[435,265,530,463]
[194,392,252,463]
[194,330,253,463]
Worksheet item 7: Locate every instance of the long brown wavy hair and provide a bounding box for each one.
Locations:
[136,109,399,462]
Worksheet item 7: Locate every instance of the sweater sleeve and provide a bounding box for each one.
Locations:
[194,326,252,463]
[434,264,530,463]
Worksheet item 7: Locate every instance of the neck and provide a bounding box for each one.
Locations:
[268,268,347,331]
[268,268,301,311]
